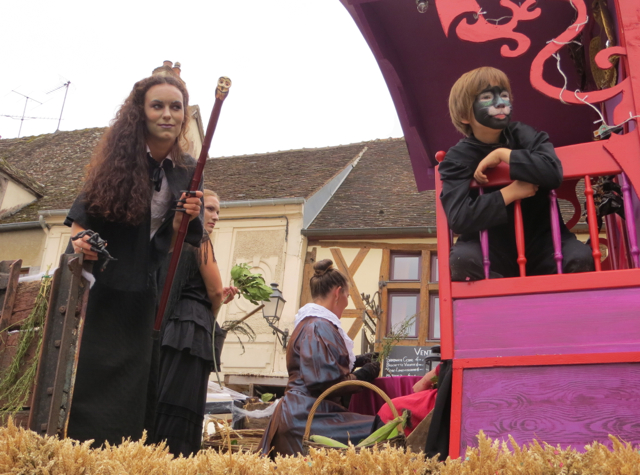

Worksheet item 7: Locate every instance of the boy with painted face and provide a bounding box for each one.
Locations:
[440,67,593,280]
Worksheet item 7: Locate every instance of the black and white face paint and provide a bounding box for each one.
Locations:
[472,86,512,130]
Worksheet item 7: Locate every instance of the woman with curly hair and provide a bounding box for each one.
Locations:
[65,74,204,447]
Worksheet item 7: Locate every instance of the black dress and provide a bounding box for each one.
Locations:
[64,155,203,447]
[154,236,219,457]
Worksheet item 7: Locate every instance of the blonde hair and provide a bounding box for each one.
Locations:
[204,189,219,200]
[449,67,512,136]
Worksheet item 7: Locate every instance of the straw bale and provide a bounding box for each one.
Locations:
[1,419,640,474]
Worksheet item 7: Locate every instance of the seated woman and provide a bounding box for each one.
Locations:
[258,259,381,457]
[377,365,440,437]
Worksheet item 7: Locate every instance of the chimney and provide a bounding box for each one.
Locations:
[163,60,172,68]
[172,62,181,77]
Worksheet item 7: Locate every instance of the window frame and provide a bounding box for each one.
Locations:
[389,253,422,282]
[387,291,420,338]
[378,246,440,347]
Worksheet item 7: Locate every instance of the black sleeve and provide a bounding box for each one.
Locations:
[439,157,508,235]
[508,123,563,189]
[64,192,92,229]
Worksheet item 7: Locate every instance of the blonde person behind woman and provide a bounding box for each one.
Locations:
[259,259,381,457]
[154,188,238,457]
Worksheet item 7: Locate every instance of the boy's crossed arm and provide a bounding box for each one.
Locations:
[474,147,539,206]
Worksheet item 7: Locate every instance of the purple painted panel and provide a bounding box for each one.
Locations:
[454,287,640,358]
[460,364,640,456]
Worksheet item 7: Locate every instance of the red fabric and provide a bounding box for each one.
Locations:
[348,376,422,416]
[377,389,438,436]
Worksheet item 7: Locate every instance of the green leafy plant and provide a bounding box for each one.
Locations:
[230,264,273,305]
[260,393,274,403]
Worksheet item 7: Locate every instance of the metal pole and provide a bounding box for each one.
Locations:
[18,97,28,138]
[56,82,70,132]
[12,91,42,138]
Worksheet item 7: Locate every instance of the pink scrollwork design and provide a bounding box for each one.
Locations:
[529,0,630,120]
[435,0,541,58]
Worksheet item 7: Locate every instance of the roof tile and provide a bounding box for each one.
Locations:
[308,138,436,230]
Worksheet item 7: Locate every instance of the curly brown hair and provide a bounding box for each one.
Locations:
[83,75,191,225]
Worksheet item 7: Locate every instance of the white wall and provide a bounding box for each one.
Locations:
[213,203,306,376]
[39,215,71,271]
[0,175,38,219]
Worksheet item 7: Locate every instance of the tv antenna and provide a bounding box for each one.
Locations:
[11,90,43,138]
[47,81,71,132]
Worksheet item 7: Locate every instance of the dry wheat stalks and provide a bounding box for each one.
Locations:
[0,275,52,415]
[2,418,640,474]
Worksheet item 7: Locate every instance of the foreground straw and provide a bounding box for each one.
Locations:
[1,418,638,474]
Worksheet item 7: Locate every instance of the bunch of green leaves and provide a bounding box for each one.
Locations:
[260,393,275,403]
[230,264,273,305]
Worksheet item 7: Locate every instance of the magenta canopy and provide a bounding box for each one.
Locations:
[340,0,600,191]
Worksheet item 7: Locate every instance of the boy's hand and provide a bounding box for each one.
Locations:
[474,148,511,184]
[500,180,539,205]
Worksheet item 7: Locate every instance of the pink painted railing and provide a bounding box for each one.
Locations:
[434,149,639,279]
[474,174,638,277]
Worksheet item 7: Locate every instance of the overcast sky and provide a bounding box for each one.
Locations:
[0,0,403,157]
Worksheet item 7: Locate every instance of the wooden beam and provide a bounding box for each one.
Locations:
[348,248,370,276]
[313,241,437,251]
[449,367,464,460]
[224,373,288,387]
[385,282,421,290]
[451,268,640,299]
[376,249,391,350]
[454,351,640,369]
[299,248,317,306]
[330,248,369,339]
[342,309,363,319]
[418,250,431,345]
[0,260,22,332]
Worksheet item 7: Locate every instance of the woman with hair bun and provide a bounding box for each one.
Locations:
[64,73,204,447]
[259,259,381,457]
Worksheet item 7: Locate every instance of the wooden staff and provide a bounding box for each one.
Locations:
[153,77,232,335]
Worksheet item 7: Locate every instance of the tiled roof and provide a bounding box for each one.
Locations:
[0,129,365,224]
[0,129,585,233]
[307,138,436,231]
[306,138,588,233]
[0,128,105,224]
[203,143,366,201]
[0,158,45,197]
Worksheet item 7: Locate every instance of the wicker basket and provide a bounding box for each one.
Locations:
[203,427,265,453]
[302,379,405,453]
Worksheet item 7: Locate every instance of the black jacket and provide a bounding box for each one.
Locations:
[64,155,204,292]
[439,121,570,248]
